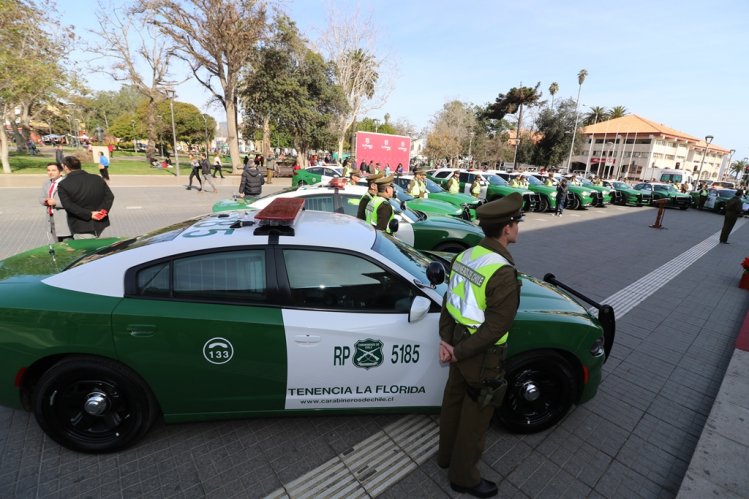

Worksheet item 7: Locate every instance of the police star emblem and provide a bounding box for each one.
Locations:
[353,339,384,370]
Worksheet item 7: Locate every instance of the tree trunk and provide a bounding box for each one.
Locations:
[145,98,158,164]
[226,92,242,174]
[514,104,524,170]
[1,104,10,173]
[261,116,271,158]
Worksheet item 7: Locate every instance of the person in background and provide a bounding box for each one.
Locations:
[265,156,274,184]
[357,172,383,220]
[447,172,460,194]
[408,169,427,198]
[212,152,225,178]
[187,154,203,191]
[396,163,404,176]
[470,176,482,198]
[39,162,71,242]
[555,178,568,216]
[238,159,264,198]
[200,153,217,193]
[107,143,114,158]
[365,175,396,233]
[98,151,110,182]
[57,156,114,239]
[719,189,744,244]
[55,144,64,164]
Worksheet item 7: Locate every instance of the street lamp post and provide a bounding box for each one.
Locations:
[696,135,714,181]
[73,119,80,148]
[131,120,137,153]
[165,88,180,176]
[373,119,380,133]
[65,114,72,146]
[468,131,474,160]
[724,148,736,180]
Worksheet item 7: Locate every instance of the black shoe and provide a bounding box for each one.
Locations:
[450,479,497,498]
[186,186,192,190]
[720,241,729,244]
[437,461,449,470]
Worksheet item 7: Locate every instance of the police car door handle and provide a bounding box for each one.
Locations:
[127,324,157,337]
[294,334,321,344]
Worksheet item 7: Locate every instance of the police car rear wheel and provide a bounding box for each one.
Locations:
[537,197,549,213]
[569,197,581,210]
[495,351,577,433]
[32,356,158,453]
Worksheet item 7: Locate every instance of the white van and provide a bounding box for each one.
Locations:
[659,169,694,190]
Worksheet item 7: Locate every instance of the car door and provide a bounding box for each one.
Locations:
[277,247,443,410]
[112,248,287,416]
[705,190,718,210]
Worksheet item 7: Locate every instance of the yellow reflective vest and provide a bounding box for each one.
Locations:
[365,196,394,233]
[445,246,511,345]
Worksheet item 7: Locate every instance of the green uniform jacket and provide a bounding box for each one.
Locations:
[439,237,520,361]
[357,192,374,220]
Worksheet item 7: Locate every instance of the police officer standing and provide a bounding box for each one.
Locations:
[356,172,383,220]
[408,168,427,198]
[365,175,395,232]
[437,193,523,498]
[720,189,744,244]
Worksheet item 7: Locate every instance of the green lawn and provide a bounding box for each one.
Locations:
[4,149,179,175]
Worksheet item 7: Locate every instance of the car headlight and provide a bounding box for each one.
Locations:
[590,336,605,357]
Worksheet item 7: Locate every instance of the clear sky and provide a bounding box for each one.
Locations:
[60,0,749,161]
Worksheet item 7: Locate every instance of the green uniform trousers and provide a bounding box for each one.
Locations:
[438,358,496,487]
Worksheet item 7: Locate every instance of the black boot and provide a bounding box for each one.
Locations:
[450,479,498,498]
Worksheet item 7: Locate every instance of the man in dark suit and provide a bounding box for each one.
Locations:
[58,156,115,238]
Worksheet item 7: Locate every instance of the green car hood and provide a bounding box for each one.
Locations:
[517,274,591,317]
[212,197,255,212]
[0,238,123,281]
[429,192,478,206]
[415,213,482,235]
[407,198,462,217]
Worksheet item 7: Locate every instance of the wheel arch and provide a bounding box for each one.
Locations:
[19,353,162,414]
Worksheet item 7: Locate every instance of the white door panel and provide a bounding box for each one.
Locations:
[283,309,446,410]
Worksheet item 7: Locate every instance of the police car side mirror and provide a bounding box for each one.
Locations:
[409,296,431,323]
[427,261,446,286]
[388,218,399,234]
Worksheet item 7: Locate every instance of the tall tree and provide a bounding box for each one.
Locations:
[424,100,476,166]
[565,68,588,170]
[91,3,176,162]
[548,82,559,109]
[608,105,628,120]
[730,159,747,178]
[583,106,607,126]
[140,0,267,173]
[0,0,71,172]
[485,83,543,169]
[531,98,585,167]
[319,7,389,163]
[241,14,305,158]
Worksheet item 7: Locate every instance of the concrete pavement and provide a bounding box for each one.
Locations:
[0,174,747,498]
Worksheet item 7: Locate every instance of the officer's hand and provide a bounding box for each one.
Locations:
[238,193,245,198]
[439,340,456,363]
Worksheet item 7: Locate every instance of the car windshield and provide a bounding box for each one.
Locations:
[393,183,414,202]
[485,174,508,186]
[425,178,445,193]
[372,233,448,296]
[718,189,736,197]
[633,184,650,190]
[613,182,631,189]
[389,198,423,222]
[525,175,545,186]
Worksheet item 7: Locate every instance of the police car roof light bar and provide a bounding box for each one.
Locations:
[253,198,304,236]
[329,177,347,189]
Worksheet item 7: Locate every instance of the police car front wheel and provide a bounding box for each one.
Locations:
[495,351,577,434]
[32,356,159,453]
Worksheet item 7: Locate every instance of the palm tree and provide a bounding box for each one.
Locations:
[566,69,588,170]
[731,159,748,178]
[608,106,628,119]
[548,82,559,109]
[485,82,543,169]
[584,106,607,126]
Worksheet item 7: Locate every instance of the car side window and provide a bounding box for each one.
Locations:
[301,194,335,213]
[435,171,450,178]
[458,172,468,182]
[307,167,322,175]
[134,250,268,302]
[283,249,415,312]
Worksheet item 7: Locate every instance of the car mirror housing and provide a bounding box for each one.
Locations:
[408,296,431,323]
[427,261,446,286]
[388,218,399,234]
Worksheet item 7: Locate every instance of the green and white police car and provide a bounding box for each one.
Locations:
[214,182,484,253]
[0,199,614,453]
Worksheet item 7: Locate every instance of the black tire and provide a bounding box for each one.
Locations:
[434,241,468,253]
[495,351,578,433]
[569,196,581,210]
[33,356,159,453]
[536,196,549,213]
